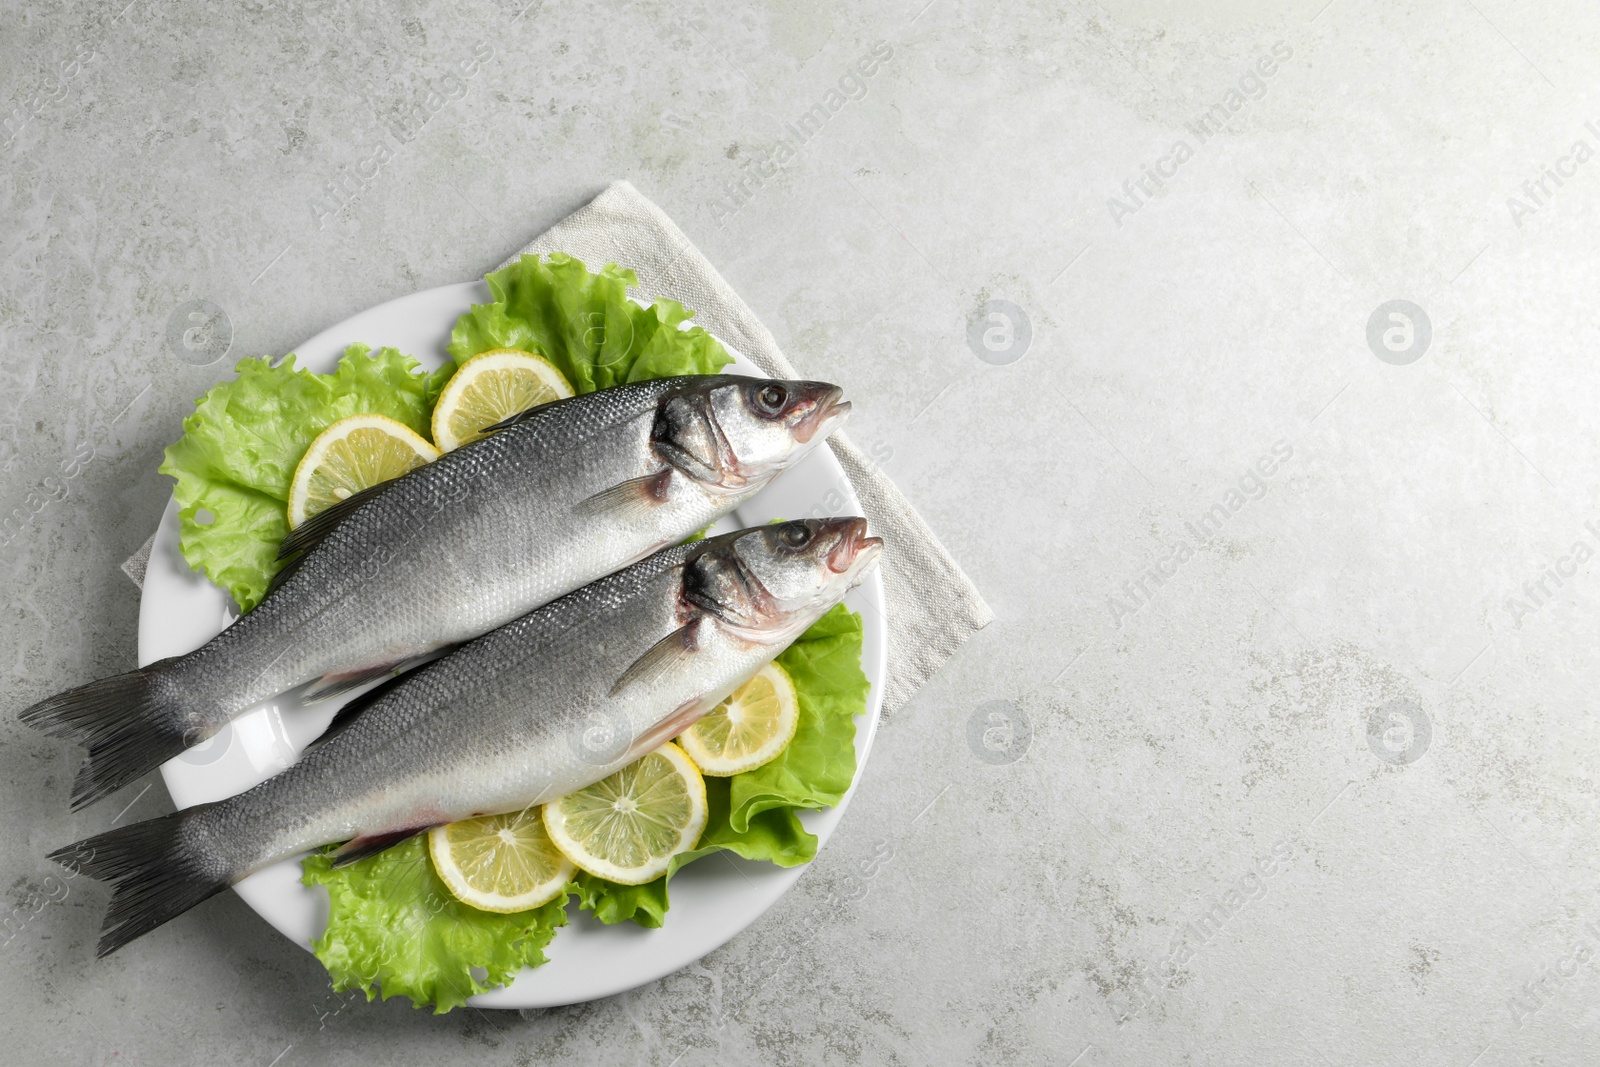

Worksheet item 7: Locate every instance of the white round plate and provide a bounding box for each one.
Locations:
[137,281,887,1009]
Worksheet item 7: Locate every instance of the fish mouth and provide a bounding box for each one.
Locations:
[826,516,883,575]
[792,385,850,444]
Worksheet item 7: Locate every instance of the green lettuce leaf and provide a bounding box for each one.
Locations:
[574,604,869,927]
[158,345,449,612]
[447,252,733,389]
[301,837,567,1015]
[729,604,869,828]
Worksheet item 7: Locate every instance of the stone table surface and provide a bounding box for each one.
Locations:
[3,1,1597,1064]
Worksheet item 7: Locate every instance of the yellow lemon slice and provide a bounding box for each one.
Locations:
[431,348,574,452]
[678,663,799,776]
[428,806,575,913]
[541,742,707,885]
[286,414,438,528]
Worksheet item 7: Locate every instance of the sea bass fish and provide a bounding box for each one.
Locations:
[55,518,882,957]
[23,376,848,808]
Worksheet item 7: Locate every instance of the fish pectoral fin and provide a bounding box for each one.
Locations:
[276,480,393,560]
[329,826,431,869]
[300,662,406,704]
[622,697,712,764]
[572,469,673,523]
[609,619,701,697]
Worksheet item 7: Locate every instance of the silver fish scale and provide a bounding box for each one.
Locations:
[197,540,789,876]
[170,377,740,735]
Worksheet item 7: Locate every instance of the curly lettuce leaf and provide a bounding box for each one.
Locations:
[447,252,733,389]
[730,605,869,827]
[301,837,567,1014]
[158,345,449,612]
[574,604,869,927]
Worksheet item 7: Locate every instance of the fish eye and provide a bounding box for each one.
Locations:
[779,522,811,549]
[756,384,788,414]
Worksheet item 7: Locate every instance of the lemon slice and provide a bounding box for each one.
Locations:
[678,663,799,776]
[542,742,707,885]
[431,348,574,452]
[428,806,575,913]
[286,414,439,527]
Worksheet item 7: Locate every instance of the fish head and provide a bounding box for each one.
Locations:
[654,377,849,492]
[686,518,883,640]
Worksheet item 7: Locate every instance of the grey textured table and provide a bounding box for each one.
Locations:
[2,2,1594,1065]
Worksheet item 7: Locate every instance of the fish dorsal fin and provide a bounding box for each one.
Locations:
[276,480,392,561]
[609,619,701,697]
[328,826,429,869]
[476,389,589,436]
[263,552,308,598]
[303,670,412,751]
[572,469,672,523]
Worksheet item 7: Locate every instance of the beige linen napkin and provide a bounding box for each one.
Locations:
[124,181,992,715]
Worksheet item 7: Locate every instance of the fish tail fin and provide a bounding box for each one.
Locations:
[50,805,232,957]
[20,662,193,811]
